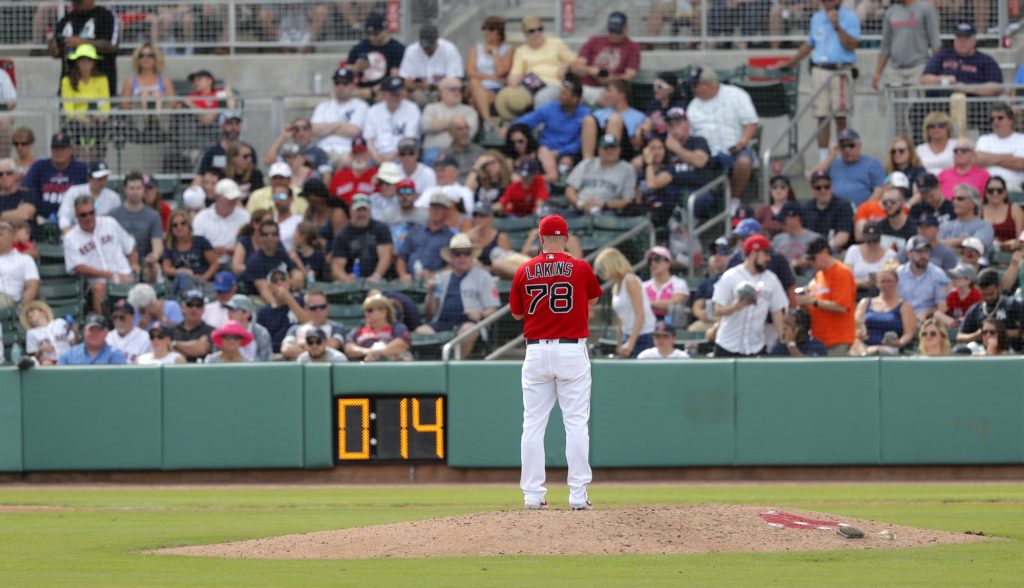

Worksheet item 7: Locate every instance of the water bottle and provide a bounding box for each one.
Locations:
[352,258,362,280]
[307,269,316,286]
[312,72,324,95]
[10,343,22,365]
[413,259,424,279]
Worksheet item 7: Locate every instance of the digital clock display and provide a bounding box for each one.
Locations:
[335,396,446,463]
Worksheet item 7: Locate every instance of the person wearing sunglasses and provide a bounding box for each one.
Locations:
[281,289,345,361]
[975,103,1024,194]
[344,294,412,362]
[265,117,332,185]
[877,187,916,242]
[204,319,253,364]
[570,11,640,106]
[120,42,175,112]
[810,127,885,207]
[498,15,577,117]
[882,135,926,195]
[937,184,994,254]
[976,318,1012,355]
[954,268,1023,350]
[755,175,797,239]
[915,317,950,356]
[220,294,271,362]
[169,289,214,362]
[800,169,853,252]
[394,137,438,193]
[642,245,689,324]
[979,176,1023,251]
[10,127,35,180]
[137,325,186,365]
[637,72,682,140]
[916,111,955,175]
[938,138,991,201]
[415,233,500,358]
[104,300,151,364]
[241,219,304,300]
[0,158,32,226]
[296,327,348,363]
[467,16,512,131]
[255,268,310,353]
[63,195,138,314]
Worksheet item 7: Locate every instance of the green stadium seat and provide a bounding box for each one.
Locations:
[410,330,456,360]
[38,264,70,279]
[37,243,65,263]
[1009,191,1024,204]
[493,216,538,232]
[328,303,365,322]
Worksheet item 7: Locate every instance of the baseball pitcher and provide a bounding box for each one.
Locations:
[510,215,602,510]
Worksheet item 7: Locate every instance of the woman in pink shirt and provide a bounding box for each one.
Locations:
[938,137,990,200]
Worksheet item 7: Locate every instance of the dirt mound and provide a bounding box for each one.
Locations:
[154,505,992,559]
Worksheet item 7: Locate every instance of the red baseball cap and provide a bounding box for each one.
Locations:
[538,214,569,236]
[742,234,772,254]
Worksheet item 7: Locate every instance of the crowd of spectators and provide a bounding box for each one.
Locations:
[5,4,1024,365]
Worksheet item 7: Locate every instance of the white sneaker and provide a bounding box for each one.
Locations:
[570,501,593,510]
[524,499,548,510]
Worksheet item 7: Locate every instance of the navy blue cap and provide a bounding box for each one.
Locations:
[381,76,404,93]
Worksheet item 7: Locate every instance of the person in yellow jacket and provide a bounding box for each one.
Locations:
[60,44,110,162]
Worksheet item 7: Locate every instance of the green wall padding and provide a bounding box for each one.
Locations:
[332,362,447,393]
[21,367,162,471]
[303,364,334,468]
[0,369,22,472]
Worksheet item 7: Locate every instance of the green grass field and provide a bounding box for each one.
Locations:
[0,482,1020,587]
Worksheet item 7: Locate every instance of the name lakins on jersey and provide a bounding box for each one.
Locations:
[525,260,575,280]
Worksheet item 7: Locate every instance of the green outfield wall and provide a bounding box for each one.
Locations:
[1,358,1021,472]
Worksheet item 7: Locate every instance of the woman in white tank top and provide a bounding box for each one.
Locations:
[467,15,512,129]
[595,247,656,358]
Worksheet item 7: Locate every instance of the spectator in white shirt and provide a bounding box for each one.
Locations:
[202,271,237,328]
[192,178,251,265]
[396,138,438,192]
[711,234,788,357]
[57,161,121,232]
[399,24,465,107]
[296,327,349,363]
[310,67,369,165]
[637,322,691,359]
[105,300,152,363]
[975,102,1024,192]
[416,155,474,215]
[0,220,39,307]
[363,76,421,163]
[63,195,138,314]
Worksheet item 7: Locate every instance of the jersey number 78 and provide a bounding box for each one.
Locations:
[525,282,574,314]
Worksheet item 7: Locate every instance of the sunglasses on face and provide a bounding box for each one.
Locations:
[881,199,899,207]
[222,334,243,342]
[526,27,543,34]
[308,304,328,311]
[185,301,204,309]
[813,184,831,191]
[451,250,473,258]
[927,123,947,129]
[770,182,788,190]
[922,330,940,338]
[953,147,973,154]
[270,276,288,283]
[649,256,669,263]
[482,25,498,31]
[839,143,857,150]
[953,196,970,201]
[399,149,417,156]
[0,170,14,176]
[77,210,96,218]
[113,314,131,321]
[715,246,731,255]
[140,52,156,58]
[172,221,189,228]
[890,147,907,154]
[987,187,1005,194]
[151,333,169,340]
[306,337,324,346]
[397,188,416,196]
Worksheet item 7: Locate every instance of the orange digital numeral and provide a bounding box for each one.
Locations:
[399,398,445,459]
[337,398,370,460]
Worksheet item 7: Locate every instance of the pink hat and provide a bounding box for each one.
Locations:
[645,245,672,261]
[212,319,254,348]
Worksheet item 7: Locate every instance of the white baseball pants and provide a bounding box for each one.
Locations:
[520,339,592,506]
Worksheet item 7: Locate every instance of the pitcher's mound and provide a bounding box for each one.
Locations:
[155,505,991,559]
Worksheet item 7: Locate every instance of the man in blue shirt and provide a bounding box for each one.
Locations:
[20,132,88,230]
[396,193,454,282]
[511,76,591,183]
[581,79,646,163]
[813,128,885,206]
[921,23,1003,96]
[58,313,127,365]
[898,235,949,321]
[778,0,859,162]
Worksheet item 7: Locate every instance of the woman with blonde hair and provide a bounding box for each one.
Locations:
[916,111,956,176]
[594,247,656,358]
[120,42,176,110]
[916,318,950,356]
[466,150,513,210]
[344,295,413,362]
[851,260,917,356]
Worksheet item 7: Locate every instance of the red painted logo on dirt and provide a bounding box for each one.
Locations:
[759,511,836,530]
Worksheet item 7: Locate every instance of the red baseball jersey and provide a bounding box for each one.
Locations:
[510,251,603,340]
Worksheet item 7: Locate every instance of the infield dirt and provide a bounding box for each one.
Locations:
[155,504,992,559]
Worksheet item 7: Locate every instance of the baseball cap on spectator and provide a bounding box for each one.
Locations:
[182,289,205,303]
[83,313,110,330]
[515,158,540,177]
[645,245,673,261]
[365,13,387,33]
[607,11,627,33]
[743,234,772,254]
[653,321,675,337]
[187,69,214,82]
[521,15,543,32]
[280,142,302,158]
[733,218,762,238]
[396,178,416,194]
[598,134,620,149]
[225,293,256,314]
[88,161,110,179]
[214,178,242,200]
[51,132,72,149]
[665,106,687,121]
[917,213,940,227]
[804,237,831,260]
[375,161,403,184]
[949,263,978,282]
[887,171,910,190]
[112,299,135,317]
[712,236,731,255]
[149,325,175,339]
[419,24,439,47]
[268,161,292,178]
[213,271,237,293]
[863,221,882,241]
[731,204,755,228]
[397,137,420,152]
[306,327,328,343]
[562,75,583,97]
[434,154,459,168]
[906,235,931,252]
[917,173,939,191]
[301,178,330,199]
[539,214,569,236]
[351,194,371,210]
[810,169,831,184]
[69,43,99,61]
[143,173,159,188]
[690,66,717,85]
[837,128,860,142]
[217,110,242,126]
[955,22,976,36]
[381,76,405,93]
[351,135,368,153]
[656,71,678,88]
[182,186,207,210]
[775,201,803,221]
[961,236,985,255]
[333,67,355,83]
[428,192,453,208]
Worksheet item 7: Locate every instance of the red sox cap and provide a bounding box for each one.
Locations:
[742,234,772,254]
[538,214,569,236]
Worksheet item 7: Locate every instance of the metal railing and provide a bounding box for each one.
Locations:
[883,82,1024,144]
[443,219,656,361]
[685,174,731,278]
[0,0,415,53]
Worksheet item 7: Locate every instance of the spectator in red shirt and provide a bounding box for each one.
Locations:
[496,158,549,217]
[328,136,376,207]
[570,12,640,106]
[936,263,980,329]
